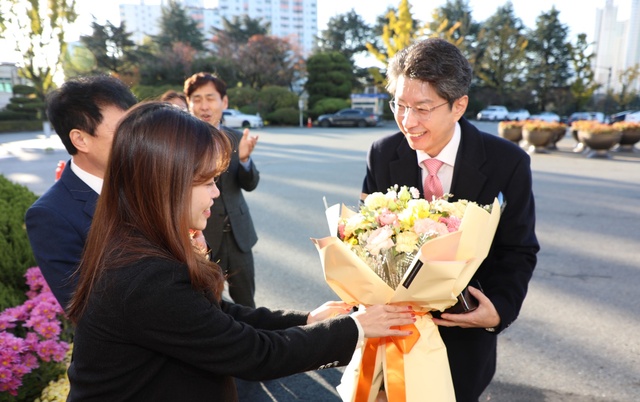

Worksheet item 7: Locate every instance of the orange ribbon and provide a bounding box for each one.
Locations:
[354,321,422,402]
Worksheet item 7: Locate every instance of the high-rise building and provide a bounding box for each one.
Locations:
[593,0,640,93]
[119,0,317,57]
[119,3,163,44]
[213,0,317,57]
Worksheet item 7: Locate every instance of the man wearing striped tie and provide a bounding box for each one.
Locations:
[361,38,539,402]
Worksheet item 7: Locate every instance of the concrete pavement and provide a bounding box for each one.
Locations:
[2,124,639,401]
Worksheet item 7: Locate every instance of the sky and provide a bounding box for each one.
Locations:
[0,0,630,64]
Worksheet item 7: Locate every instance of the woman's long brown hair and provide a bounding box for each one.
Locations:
[67,102,231,323]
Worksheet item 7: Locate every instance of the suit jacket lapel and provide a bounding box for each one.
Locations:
[390,139,422,192]
[450,118,488,201]
[60,163,99,218]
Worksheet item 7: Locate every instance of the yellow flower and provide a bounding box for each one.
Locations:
[364,192,388,210]
[396,231,419,253]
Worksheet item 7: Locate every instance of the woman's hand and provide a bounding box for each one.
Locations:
[307,301,353,324]
[352,304,415,338]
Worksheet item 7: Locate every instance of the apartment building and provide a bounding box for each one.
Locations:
[119,0,317,56]
[593,0,640,93]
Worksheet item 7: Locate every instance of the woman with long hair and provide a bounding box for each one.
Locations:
[66,102,414,401]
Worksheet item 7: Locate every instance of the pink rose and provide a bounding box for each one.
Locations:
[439,216,462,232]
[377,208,398,227]
[413,218,449,237]
[365,226,395,255]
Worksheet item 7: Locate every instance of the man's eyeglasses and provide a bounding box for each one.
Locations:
[389,100,449,121]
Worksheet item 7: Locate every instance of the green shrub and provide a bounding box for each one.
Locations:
[267,107,303,126]
[0,120,43,133]
[239,105,259,115]
[0,175,38,310]
[0,110,33,121]
[256,86,297,115]
[12,85,37,96]
[228,87,259,110]
[310,98,350,119]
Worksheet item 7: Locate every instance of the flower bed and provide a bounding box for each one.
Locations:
[0,268,70,400]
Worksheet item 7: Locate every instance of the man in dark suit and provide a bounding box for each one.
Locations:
[184,72,260,308]
[25,75,137,310]
[362,38,539,402]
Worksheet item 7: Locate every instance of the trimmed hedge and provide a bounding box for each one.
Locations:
[267,107,304,126]
[0,175,38,310]
[0,120,43,133]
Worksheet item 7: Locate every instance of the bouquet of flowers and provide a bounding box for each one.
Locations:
[337,185,487,289]
[312,186,502,402]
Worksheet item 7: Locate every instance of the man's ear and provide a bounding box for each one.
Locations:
[69,129,90,154]
[222,95,229,110]
[453,96,469,120]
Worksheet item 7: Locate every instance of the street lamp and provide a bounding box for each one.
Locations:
[298,92,309,128]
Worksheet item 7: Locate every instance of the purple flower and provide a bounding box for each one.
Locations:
[0,267,70,395]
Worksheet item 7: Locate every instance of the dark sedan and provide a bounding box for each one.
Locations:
[317,109,381,127]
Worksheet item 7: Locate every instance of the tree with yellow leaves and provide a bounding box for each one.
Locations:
[365,0,418,65]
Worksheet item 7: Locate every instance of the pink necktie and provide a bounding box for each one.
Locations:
[422,159,444,201]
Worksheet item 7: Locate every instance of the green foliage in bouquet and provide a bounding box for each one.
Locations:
[0,175,38,310]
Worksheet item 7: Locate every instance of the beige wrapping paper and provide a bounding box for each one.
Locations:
[311,198,501,402]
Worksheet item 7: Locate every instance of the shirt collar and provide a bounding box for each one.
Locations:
[70,159,103,195]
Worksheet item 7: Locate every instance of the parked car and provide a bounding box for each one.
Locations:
[625,111,640,122]
[610,110,638,123]
[476,105,509,121]
[529,111,561,123]
[507,108,530,121]
[317,108,381,127]
[567,112,592,125]
[222,109,263,128]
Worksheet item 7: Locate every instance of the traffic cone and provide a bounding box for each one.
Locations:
[307,117,312,128]
[55,160,66,181]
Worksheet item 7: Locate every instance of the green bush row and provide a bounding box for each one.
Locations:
[0,120,44,133]
[0,175,74,401]
[0,175,38,310]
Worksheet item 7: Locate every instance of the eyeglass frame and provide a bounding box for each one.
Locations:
[389,100,450,121]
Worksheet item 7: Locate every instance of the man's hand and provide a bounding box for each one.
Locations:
[431,286,500,329]
[238,128,259,163]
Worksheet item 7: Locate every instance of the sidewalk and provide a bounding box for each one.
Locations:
[0,131,68,195]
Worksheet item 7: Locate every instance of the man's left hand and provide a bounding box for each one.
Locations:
[431,286,500,329]
[238,128,259,163]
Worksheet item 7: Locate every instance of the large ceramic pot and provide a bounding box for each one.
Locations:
[498,126,523,143]
[547,126,568,150]
[522,129,555,153]
[614,129,640,152]
[577,130,622,158]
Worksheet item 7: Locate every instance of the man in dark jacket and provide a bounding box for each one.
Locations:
[184,72,260,308]
[25,75,137,310]
[362,38,539,401]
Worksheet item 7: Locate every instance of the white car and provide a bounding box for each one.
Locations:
[625,111,640,122]
[222,109,263,128]
[507,109,530,121]
[529,111,560,123]
[476,105,509,121]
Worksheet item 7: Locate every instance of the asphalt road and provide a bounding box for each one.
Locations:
[1,121,639,401]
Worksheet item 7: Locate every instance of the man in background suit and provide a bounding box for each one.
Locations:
[25,75,137,310]
[184,72,260,308]
[362,38,539,401]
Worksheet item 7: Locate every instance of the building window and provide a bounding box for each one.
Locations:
[0,78,12,93]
